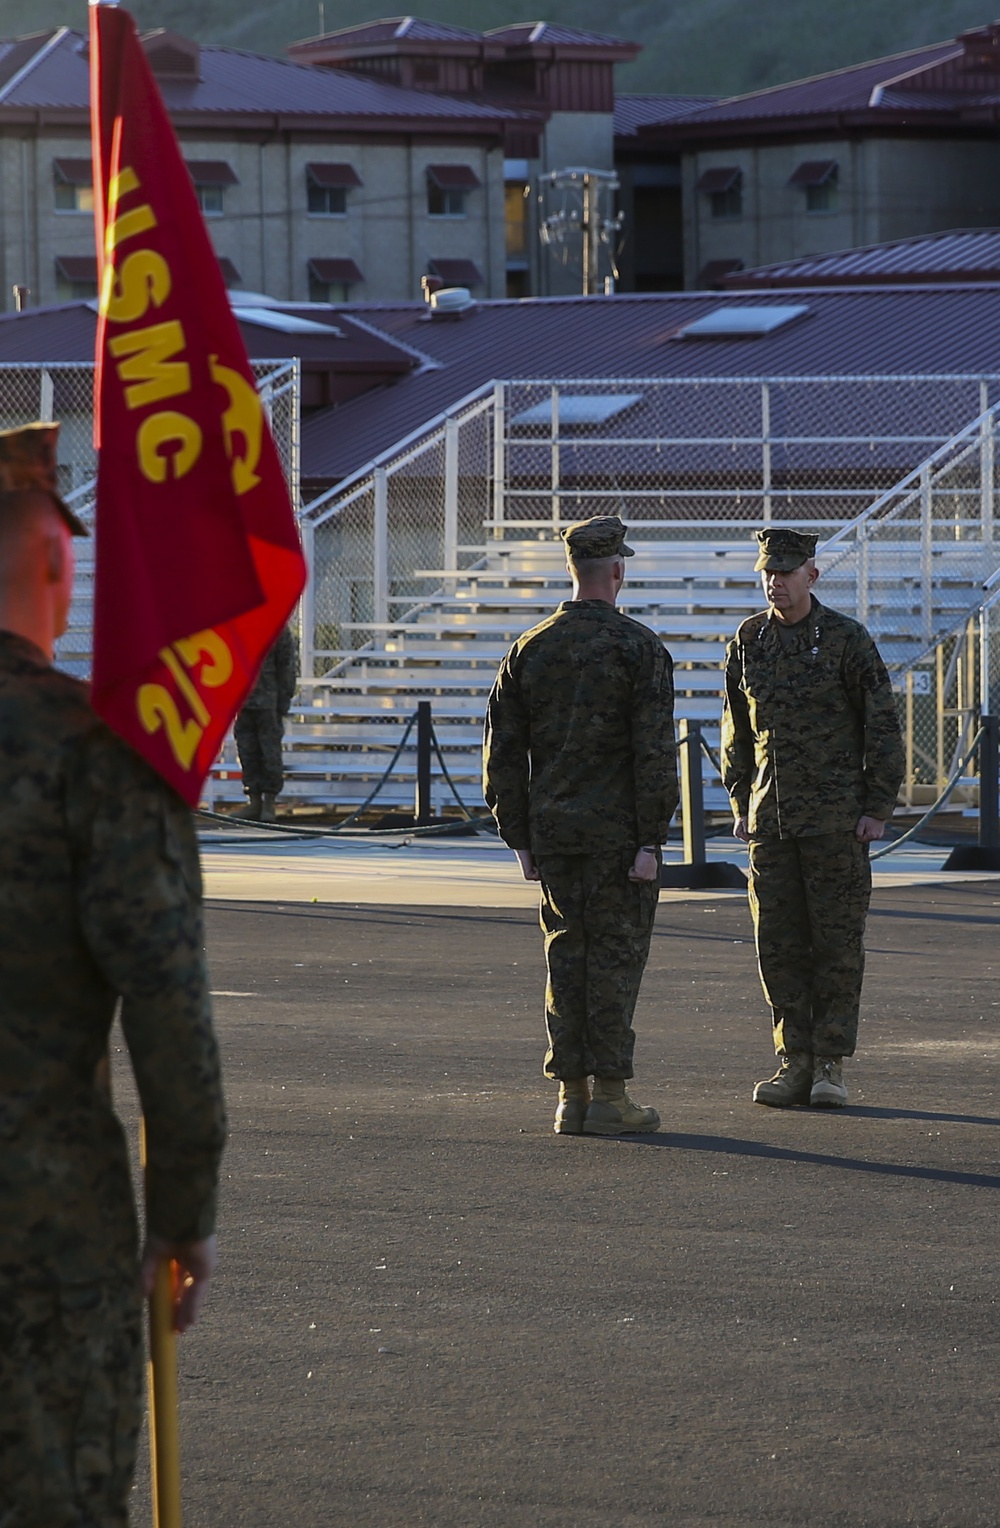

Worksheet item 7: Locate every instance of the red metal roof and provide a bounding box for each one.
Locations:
[484,22,638,54]
[638,39,969,141]
[614,94,715,138]
[13,288,1000,491]
[291,18,486,49]
[291,286,1000,486]
[0,27,519,132]
[725,230,1000,288]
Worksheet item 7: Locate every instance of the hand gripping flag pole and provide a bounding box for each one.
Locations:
[88,3,306,1521]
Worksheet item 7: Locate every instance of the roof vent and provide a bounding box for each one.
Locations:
[678,304,809,339]
[429,286,476,317]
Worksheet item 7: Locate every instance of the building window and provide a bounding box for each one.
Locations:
[308,184,347,216]
[806,179,838,213]
[197,184,225,216]
[710,184,742,219]
[309,275,351,302]
[790,160,839,214]
[186,162,238,217]
[307,258,363,303]
[426,165,480,219]
[306,164,361,217]
[53,160,94,214]
[695,167,743,221]
[54,256,98,302]
[428,184,467,218]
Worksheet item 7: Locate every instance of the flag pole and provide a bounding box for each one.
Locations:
[139,1120,183,1527]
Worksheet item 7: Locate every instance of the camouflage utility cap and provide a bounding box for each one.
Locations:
[0,421,87,537]
[754,527,817,573]
[562,515,635,560]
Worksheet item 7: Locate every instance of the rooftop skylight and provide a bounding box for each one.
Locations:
[678,304,810,339]
[511,392,644,427]
[231,307,343,336]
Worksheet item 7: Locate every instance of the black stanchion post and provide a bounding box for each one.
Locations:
[415,701,433,826]
[943,715,1000,871]
[980,714,999,851]
[660,720,746,890]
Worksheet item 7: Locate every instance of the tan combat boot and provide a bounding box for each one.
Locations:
[260,793,277,822]
[554,1078,590,1135]
[752,1051,813,1107]
[236,793,262,820]
[810,1057,848,1108]
[582,1078,660,1135]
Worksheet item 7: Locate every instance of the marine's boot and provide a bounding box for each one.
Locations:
[810,1057,848,1108]
[752,1050,813,1108]
[582,1077,660,1135]
[553,1078,590,1135]
[236,793,263,821]
[260,792,278,823]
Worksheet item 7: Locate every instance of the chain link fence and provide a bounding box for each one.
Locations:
[301,386,494,676]
[0,360,301,678]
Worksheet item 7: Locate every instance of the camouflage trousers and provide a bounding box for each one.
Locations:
[536,850,659,1081]
[234,705,285,797]
[748,832,872,1058]
[0,1278,143,1527]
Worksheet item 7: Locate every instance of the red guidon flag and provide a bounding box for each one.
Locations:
[89,3,306,805]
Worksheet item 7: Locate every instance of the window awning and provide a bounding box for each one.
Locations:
[789,159,838,188]
[428,258,483,286]
[217,257,241,286]
[52,158,92,186]
[55,255,98,282]
[695,166,741,194]
[308,258,364,284]
[426,164,481,190]
[306,162,362,188]
[186,160,239,186]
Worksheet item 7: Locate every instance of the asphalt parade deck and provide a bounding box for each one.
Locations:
[115,869,1000,1527]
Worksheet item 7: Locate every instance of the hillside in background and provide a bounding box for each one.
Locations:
[7,0,999,95]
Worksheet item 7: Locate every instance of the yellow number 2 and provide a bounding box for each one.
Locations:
[137,682,203,770]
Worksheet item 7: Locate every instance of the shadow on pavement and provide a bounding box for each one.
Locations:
[610,1130,1000,1189]
[844,1104,1000,1127]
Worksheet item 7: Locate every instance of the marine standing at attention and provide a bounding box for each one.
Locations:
[0,423,227,1525]
[233,623,297,820]
[483,515,677,1136]
[721,527,905,1109]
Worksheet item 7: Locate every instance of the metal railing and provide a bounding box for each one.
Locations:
[299,373,1000,679]
[0,360,304,679]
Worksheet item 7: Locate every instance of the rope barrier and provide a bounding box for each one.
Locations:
[870,727,984,860]
[197,708,495,839]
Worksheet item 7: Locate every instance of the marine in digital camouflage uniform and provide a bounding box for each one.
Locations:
[721,527,905,1109]
[0,423,226,1526]
[233,624,297,820]
[484,515,678,1136]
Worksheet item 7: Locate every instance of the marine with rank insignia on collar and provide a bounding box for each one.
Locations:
[484,515,677,1136]
[721,527,905,1109]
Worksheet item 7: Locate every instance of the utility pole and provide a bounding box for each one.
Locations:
[539,167,621,296]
